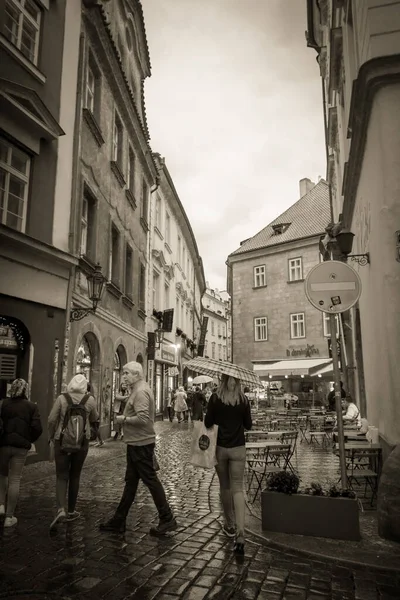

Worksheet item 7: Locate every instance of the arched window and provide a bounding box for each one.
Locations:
[76,336,92,380]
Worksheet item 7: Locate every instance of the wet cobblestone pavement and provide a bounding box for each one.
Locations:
[0,421,399,600]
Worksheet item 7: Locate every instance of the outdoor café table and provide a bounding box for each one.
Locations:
[335,442,381,451]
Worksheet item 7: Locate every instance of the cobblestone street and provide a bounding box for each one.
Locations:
[0,422,399,600]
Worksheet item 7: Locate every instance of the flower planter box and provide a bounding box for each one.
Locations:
[261,491,360,541]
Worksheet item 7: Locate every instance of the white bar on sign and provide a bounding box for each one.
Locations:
[310,282,356,291]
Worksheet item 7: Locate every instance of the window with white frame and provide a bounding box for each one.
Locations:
[155,195,162,231]
[290,313,305,339]
[254,317,268,341]
[112,113,123,166]
[152,270,160,309]
[177,235,182,264]
[164,281,170,308]
[289,257,303,281]
[4,0,41,65]
[323,313,339,337]
[141,179,149,222]
[127,147,135,194]
[0,137,30,232]
[165,212,171,245]
[254,265,266,287]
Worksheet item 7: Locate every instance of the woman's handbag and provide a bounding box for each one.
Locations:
[190,421,218,469]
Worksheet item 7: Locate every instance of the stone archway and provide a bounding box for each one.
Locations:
[74,331,101,412]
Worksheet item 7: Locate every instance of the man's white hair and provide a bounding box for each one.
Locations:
[123,361,144,379]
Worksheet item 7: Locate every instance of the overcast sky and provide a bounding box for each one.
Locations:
[142,0,326,291]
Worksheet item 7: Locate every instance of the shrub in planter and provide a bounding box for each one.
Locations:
[261,472,360,541]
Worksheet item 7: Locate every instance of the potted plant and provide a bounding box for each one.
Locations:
[176,327,183,336]
[261,471,360,541]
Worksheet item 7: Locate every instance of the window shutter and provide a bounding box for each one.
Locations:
[0,354,17,380]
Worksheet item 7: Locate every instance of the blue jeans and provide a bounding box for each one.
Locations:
[0,446,28,517]
[215,445,246,542]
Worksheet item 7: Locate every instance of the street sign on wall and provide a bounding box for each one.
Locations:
[305,260,361,314]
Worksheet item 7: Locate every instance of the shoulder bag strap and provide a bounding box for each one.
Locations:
[79,393,90,406]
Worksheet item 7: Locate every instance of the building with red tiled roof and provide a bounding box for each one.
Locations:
[226,178,334,394]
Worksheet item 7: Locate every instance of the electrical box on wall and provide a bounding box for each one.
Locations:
[396,230,400,262]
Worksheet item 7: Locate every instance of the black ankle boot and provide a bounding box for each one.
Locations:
[99,518,126,533]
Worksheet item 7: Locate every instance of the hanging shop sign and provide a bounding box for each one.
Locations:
[161,349,176,363]
[0,325,18,349]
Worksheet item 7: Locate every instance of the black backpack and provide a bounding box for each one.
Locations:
[60,393,90,453]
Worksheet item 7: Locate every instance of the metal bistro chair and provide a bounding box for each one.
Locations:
[308,416,329,447]
[280,430,299,473]
[247,443,292,503]
[297,415,308,443]
[346,448,381,506]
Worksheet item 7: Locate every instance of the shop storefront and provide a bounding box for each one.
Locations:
[149,343,179,419]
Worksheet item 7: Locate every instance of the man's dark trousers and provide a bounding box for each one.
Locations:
[114,443,172,522]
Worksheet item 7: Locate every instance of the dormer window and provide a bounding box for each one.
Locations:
[272,223,290,235]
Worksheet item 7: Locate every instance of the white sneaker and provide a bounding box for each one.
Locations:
[4,516,17,528]
[0,504,5,516]
[50,508,66,529]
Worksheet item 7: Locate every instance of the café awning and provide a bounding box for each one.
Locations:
[253,358,332,378]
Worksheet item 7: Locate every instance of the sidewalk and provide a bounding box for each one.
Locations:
[0,421,398,600]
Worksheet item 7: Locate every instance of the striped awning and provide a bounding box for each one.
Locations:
[253,358,332,377]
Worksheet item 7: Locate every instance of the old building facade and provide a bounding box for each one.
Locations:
[0,0,81,459]
[201,286,230,363]
[227,179,333,392]
[306,0,400,457]
[148,155,206,414]
[65,0,158,437]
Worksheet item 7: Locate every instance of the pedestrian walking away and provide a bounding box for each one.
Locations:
[48,374,99,528]
[113,383,129,440]
[87,382,104,446]
[99,361,177,536]
[192,385,207,422]
[0,378,43,528]
[174,386,188,423]
[166,387,174,422]
[204,374,252,555]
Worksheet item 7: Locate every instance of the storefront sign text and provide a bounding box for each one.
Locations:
[286,345,319,357]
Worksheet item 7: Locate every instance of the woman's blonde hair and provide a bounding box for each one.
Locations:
[217,374,242,406]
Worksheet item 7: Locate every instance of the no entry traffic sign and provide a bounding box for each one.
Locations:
[304,260,361,314]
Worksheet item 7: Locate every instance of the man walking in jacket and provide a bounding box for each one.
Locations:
[99,361,177,535]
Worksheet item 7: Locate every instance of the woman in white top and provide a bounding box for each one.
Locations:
[342,395,361,427]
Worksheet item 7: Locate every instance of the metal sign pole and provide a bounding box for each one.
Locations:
[330,313,347,489]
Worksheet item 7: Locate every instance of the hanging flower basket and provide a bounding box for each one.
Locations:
[176,328,183,336]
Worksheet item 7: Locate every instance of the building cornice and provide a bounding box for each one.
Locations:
[343,54,400,226]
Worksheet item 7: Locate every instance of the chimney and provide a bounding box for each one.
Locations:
[299,178,315,198]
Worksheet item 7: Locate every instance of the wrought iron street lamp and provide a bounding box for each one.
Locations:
[155,325,165,348]
[70,263,107,322]
[335,230,370,266]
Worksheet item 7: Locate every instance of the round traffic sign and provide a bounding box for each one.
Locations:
[304,260,361,313]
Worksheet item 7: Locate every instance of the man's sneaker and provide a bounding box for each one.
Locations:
[50,508,66,529]
[150,517,177,536]
[99,518,126,533]
[67,511,80,522]
[0,504,5,516]
[94,441,104,447]
[222,525,236,538]
[4,516,17,528]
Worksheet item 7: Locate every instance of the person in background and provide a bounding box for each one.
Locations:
[166,388,174,422]
[87,383,104,447]
[185,385,195,422]
[327,381,346,412]
[114,383,129,440]
[0,378,42,528]
[99,362,176,535]
[342,395,361,427]
[192,386,207,422]
[48,374,98,528]
[173,386,188,423]
[204,374,252,555]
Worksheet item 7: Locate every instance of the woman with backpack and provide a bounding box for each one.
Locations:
[48,373,99,529]
[0,378,42,528]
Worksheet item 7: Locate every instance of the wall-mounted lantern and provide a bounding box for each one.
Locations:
[336,230,370,266]
[70,263,107,321]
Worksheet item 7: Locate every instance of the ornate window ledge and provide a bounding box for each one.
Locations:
[122,295,134,309]
[83,108,104,147]
[125,189,137,210]
[106,281,123,299]
[110,161,126,188]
